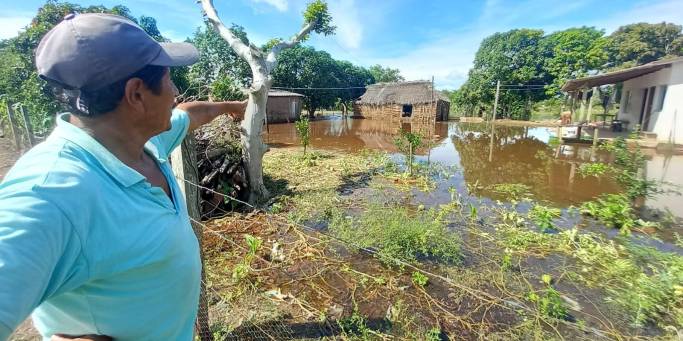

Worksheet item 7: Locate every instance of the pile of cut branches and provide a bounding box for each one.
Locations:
[194,115,248,218]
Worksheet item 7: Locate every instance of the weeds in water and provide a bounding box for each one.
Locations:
[469,203,478,221]
[330,204,461,267]
[578,162,612,178]
[529,274,568,320]
[528,205,561,232]
[580,194,635,232]
[600,137,662,200]
[490,183,532,201]
[500,251,513,271]
[411,271,429,287]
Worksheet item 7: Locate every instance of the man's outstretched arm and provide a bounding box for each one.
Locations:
[177,100,247,132]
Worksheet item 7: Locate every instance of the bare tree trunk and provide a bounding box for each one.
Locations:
[242,78,271,203]
[199,0,319,204]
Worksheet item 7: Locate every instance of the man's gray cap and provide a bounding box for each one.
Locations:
[36,13,198,91]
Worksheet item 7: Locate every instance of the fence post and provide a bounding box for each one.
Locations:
[18,105,35,147]
[170,135,213,341]
[6,102,22,152]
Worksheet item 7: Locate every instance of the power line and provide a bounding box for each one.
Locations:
[271,86,367,90]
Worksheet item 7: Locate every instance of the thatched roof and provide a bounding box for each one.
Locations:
[357,81,450,105]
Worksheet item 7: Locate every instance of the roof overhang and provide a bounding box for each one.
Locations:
[562,57,683,92]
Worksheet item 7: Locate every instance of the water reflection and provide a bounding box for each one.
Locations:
[451,123,619,205]
[264,117,682,215]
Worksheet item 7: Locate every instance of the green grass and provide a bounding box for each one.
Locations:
[330,204,461,267]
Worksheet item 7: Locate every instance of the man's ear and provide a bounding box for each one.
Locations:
[123,78,145,114]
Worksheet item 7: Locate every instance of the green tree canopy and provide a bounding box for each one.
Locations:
[272,45,373,116]
[186,22,252,99]
[541,27,609,94]
[456,29,549,119]
[368,65,404,83]
[607,22,683,68]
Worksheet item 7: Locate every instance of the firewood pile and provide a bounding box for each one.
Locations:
[193,115,248,219]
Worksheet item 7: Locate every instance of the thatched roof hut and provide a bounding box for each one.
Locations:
[354,81,450,122]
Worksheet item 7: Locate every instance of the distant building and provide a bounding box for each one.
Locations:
[563,57,683,145]
[266,90,305,123]
[353,81,450,128]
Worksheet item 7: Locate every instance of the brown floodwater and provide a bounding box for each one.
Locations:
[263,116,683,217]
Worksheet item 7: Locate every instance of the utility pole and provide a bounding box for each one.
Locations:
[492,80,500,122]
[489,80,500,162]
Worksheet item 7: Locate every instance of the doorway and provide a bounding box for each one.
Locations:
[639,86,656,131]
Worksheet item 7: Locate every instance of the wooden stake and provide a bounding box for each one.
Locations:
[579,90,588,122]
[586,87,596,123]
[19,105,35,147]
[170,136,213,341]
[6,102,22,152]
[593,126,599,147]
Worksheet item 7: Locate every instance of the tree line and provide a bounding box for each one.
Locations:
[449,23,683,120]
[0,0,405,134]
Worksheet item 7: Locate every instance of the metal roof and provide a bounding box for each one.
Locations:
[562,57,683,92]
[268,89,305,97]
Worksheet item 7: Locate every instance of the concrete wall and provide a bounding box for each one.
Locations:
[267,97,301,123]
[619,61,683,144]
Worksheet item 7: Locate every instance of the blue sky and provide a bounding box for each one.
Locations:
[2,0,683,89]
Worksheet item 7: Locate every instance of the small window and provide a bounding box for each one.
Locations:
[656,85,667,111]
[402,104,413,117]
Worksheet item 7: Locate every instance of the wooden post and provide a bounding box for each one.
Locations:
[492,80,500,122]
[488,125,495,162]
[18,105,35,147]
[6,102,22,152]
[488,81,500,163]
[408,142,413,176]
[579,90,588,122]
[593,126,599,147]
[170,136,213,341]
[557,126,563,144]
[586,87,596,123]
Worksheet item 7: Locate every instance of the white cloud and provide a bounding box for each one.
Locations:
[594,0,683,33]
[161,29,190,42]
[369,0,683,90]
[251,0,288,12]
[328,0,363,49]
[0,14,32,40]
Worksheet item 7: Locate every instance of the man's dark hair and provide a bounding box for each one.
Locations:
[52,64,167,117]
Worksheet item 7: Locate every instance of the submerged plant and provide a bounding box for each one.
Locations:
[580,194,635,232]
[528,275,568,320]
[528,204,561,231]
[393,129,423,176]
[578,162,612,178]
[490,183,532,201]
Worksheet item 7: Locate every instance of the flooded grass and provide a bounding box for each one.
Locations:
[199,120,683,340]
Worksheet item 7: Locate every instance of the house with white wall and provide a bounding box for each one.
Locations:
[563,57,683,145]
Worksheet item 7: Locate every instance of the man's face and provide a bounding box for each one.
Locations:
[142,68,178,134]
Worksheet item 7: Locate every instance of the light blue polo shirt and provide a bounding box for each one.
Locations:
[0,109,201,340]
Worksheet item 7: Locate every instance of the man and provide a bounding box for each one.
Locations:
[0,13,246,340]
